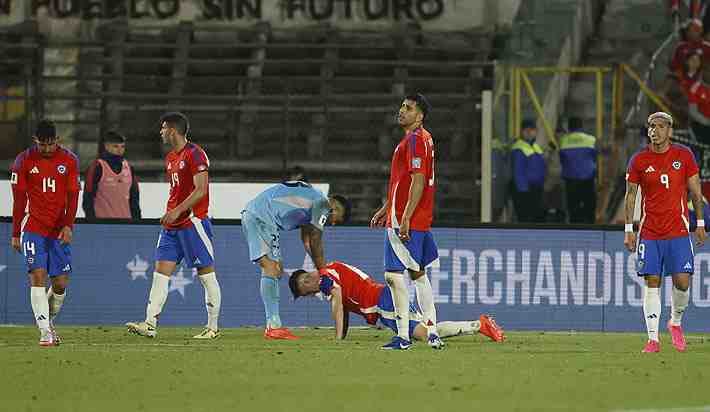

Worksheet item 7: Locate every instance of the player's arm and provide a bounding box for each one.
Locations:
[623,180,639,252]
[10,160,28,251]
[688,173,707,246]
[300,224,326,269]
[82,160,101,220]
[60,157,81,244]
[329,286,348,340]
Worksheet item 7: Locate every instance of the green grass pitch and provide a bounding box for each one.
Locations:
[1,326,709,412]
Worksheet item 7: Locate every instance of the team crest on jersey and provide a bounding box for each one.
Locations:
[57,165,66,174]
[179,160,185,169]
[672,161,681,170]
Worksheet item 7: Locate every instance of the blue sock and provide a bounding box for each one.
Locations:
[260,276,281,328]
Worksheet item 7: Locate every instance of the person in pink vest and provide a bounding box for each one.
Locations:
[82,131,141,220]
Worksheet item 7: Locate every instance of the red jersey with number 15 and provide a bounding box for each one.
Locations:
[386,127,435,231]
[164,142,210,230]
[10,146,80,238]
[626,144,699,240]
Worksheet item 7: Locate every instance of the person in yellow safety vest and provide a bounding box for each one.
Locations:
[559,117,597,224]
[511,119,546,223]
[688,194,710,231]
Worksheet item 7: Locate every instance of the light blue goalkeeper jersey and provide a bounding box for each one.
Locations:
[244,181,331,231]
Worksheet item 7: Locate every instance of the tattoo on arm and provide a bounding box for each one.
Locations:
[625,182,639,224]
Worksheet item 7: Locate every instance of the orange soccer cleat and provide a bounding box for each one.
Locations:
[479,314,505,342]
[264,327,301,340]
[667,321,687,352]
[642,340,660,353]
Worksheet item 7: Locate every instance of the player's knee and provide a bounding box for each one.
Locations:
[259,257,282,277]
[52,277,69,293]
[645,276,662,288]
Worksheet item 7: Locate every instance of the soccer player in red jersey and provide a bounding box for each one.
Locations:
[10,120,80,346]
[624,112,707,353]
[289,262,504,343]
[370,93,442,350]
[126,112,222,340]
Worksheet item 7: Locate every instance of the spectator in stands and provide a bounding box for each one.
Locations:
[669,19,710,78]
[286,165,307,182]
[678,49,710,143]
[511,119,546,223]
[558,117,598,224]
[83,131,141,220]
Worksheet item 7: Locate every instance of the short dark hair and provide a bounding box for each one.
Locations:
[405,93,431,119]
[568,117,583,131]
[35,120,57,142]
[104,130,126,144]
[287,165,307,182]
[289,270,308,299]
[160,112,190,136]
[331,194,352,224]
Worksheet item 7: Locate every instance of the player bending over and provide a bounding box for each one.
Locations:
[289,261,505,344]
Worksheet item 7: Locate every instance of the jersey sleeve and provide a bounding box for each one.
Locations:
[626,153,642,184]
[188,146,210,176]
[685,148,700,178]
[405,131,431,174]
[309,196,330,231]
[10,153,29,237]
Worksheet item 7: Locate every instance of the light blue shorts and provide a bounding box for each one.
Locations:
[241,210,281,262]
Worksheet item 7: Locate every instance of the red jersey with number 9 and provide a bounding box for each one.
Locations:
[626,144,699,240]
[164,142,210,229]
[386,127,435,231]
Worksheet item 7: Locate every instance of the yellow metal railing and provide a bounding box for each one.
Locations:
[509,64,673,223]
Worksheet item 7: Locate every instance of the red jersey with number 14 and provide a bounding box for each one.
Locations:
[164,142,210,230]
[386,127,435,231]
[10,146,80,238]
[319,261,385,325]
[626,144,699,240]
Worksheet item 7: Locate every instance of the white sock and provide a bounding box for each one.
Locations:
[47,288,66,321]
[198,272,221,330]
[670,286,689,327]
[414,274,438,336]
[145,272,170,327]
[643,286,661,342]
[385,272,410,341]
[437,321,480,338]
[30,286,50,330]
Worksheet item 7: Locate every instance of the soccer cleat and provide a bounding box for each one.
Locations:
[39,329,57,347]
[427,334,445,350]
[264,327,300,340]
[381,336,412,350]
[126,321,157,338]
[193,328,220,340]
[48,320,61,345]
[642,340,660,353]
[667,321,687,352]
[479,314,505,342]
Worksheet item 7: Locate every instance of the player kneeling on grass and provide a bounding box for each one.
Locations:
[289,261,505,344]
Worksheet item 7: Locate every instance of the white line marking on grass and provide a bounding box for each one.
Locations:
[612,406,710,412]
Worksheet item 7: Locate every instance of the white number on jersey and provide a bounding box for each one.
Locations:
[10,172,18,185]
[170,172,179,187]
[319,214,327,227]
[24,241,36,256]
[42,177,56,193]
[660,174,669,190]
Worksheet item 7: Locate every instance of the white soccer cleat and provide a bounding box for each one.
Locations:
[193,328,220,340]
[48,320,62,345]
[39,329,57,347]
[126,321,157,338]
